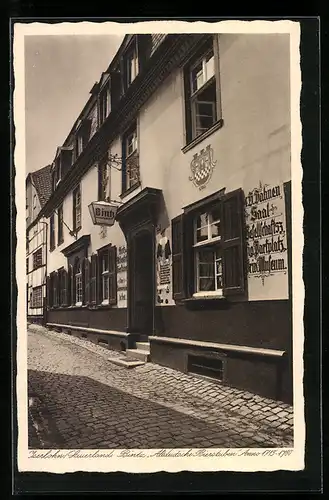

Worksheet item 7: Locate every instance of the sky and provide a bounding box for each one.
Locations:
[24,34,124,174]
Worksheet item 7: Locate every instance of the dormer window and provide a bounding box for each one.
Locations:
[75,119,92,159]
[123,40,139,91]
[99,82,111,126]
[52,158,61,192]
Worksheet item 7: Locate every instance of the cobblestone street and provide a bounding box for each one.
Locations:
[27,325,294,449]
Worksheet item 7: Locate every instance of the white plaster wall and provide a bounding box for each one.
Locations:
[47,146,126,270]
[138,33,291,302]
[46,34,292,304]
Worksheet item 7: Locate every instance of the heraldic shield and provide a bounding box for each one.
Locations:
[189,144,217,190]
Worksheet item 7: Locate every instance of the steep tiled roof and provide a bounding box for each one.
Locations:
[30,164,52,208]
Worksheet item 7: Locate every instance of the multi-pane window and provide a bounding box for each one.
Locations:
[90,254,97,304]
[26,257,29,274]
[124,43,139,89]
[75,120,91,159]
[101,253,109,303]
[171,189,245,301]
[50,213,55,250]
[32,248,43,269]
[73,185,81,232]
[31,286,42,308]
[97,245,117,305]
[122,125,139,193]
[75,260,83,305]
[193,208,222,294]
[98,158,110,201]
[57,204,64,244]
[184,37,220,143]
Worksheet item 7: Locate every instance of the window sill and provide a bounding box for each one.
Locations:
[120,181,141,200]
[182,119,224,154]
[181,294,228,311]
[187,294,226,301]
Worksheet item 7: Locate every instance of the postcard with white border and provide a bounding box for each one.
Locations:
[14,19,305,474]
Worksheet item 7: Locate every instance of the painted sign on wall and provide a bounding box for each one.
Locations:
[245,181,289,300]
[116,245,127,307]
[189,144,217,190]
[156,228,174,306]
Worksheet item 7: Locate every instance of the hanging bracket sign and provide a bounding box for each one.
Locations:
[88,201,118,227]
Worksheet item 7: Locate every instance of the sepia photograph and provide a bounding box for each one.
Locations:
[14,20,305,474]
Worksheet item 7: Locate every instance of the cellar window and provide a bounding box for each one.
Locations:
[187,354,224,381]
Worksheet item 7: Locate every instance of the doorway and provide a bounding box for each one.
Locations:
[129,228,155,337]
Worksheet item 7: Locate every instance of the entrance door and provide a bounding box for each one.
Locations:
[130,229,155,336]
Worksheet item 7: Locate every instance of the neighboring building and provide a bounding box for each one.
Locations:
[26,164,52,324]
[39,33,292,403]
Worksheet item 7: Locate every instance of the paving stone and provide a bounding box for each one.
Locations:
[27,326,293,449]
[266,414,279,422]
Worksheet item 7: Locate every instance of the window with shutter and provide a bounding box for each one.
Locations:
[172,214,185,300]
[98,157,110,202]
[109,246,117,305]
[52,271,59,307]
[68,264,73,306]
[95,245,117,305]
[183,35,222,145]
[74,258,83,305]
[57,205,64,245]
[172,188,246,301]
[90,254,97,305]
[59,268,68,306]
[84,257,90,305]
[72,185,81,232]
[46,275,52,308]
[221,189,245,295]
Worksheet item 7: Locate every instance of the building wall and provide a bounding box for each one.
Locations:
[27,217,47,321]
[137,33,291,306]
[45,34,293,401]
[47,33,291,314]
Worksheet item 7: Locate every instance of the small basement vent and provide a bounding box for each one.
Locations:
[187,354,224,381]
[98,338,108,346]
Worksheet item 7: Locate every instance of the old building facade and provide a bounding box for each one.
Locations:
[26,165,52,324]
[38,33,292,403]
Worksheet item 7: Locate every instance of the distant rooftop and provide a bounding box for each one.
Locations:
[29,164,52,208]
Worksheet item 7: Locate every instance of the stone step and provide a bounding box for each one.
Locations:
[125,348,150,362]
[135,341,150,352]
[108,357,145,368]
